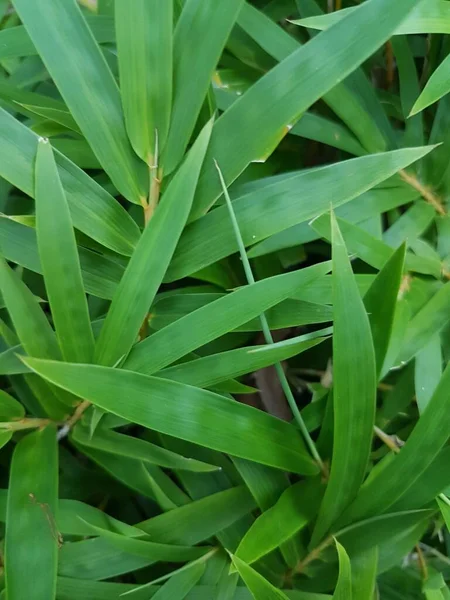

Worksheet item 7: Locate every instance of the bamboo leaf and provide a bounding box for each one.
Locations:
[0,389,25,420]
[235,480,322,565]
[125,262,330,375]
[168,147,433,281]
[5,426,58,600]
[351,547,378,600]
[124,559,206,599]
[80,519,212,563]
[72,424,220,473]
[162,0,243,174]
[11,0,147,203]
[159,332,328,389]
[24,357,319,475]
[397,282,450,365]
[412,53,450,114]
[339,363,450,525]
[115,0,172,162]
[0,259,60,361]
[95,120,212,367]
[292,1,450,35]
[311,213,376,545]
[35,138,94,363]
[437,497,450,532]
[415,335,443,414]
[333,541,352,600]
[0,106,140,256]
[0,217,125,301]
[231,554,290,599]
[191,0,428,218]
[363,243,406,377]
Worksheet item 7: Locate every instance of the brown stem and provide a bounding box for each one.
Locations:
[373,425,403,454]
[64,400,91,432]
[416,543,429,581]
[399,169,446,215]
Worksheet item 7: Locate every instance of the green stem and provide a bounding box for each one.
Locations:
[214,160,326,476]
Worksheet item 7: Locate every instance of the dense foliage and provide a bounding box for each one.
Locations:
[0,0,449,598]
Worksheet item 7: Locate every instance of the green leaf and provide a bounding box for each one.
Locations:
[437,497,450,531]
[397,282,450,365]
[335,510,432,562]
[249,184,419,260]
[339,363,450,525]
[191,0,427,218]
[411,53,450,115]
[383,202,435,248]
[0,16,116,61]
[51,139,101,169]
[235,480,322,565]
[159,331,328,389]
[235,1,389,154]
[311,213,441,278]
[363,243,406,377]
[312,214,376,545]
[162,0,243,174]
[333,541,352,600]
[72,424,220,472]
[391,36,423,147]
[0,261,71,416]
[0,259,60,361]
[232,459,303,567]
[115,0,172,162]
[291,112,366,157]
[292,1,450,35]
[151,293,332,332]
[35,138,94,363]
[231,554,290,599]
[0,217,125,300]
[351,547,378,600]
[0,389,25,420]
[94,120,212,367]
[75,443,188,509]
[168,147,433,280]
[388,447,450,512]
[125,262,330,375]
[0,106,140,256]
[11,0,147,203]
[25,357,319,475]
[80,519,213,563]
[5,426,58,600]
[124,559,206,599]
[415,335,443,414]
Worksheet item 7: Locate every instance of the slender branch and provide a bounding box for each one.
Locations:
[57,400,91,441]
[294,535,334,574]
[0,418,51,431]
[214,159,327,477]
[399,169,446,215]
[416,543,429,581]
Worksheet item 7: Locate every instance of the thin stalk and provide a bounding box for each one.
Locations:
[145,129,161,225]
[399,169,446,216]
[0,418,52,431]
[214,160,326,476]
